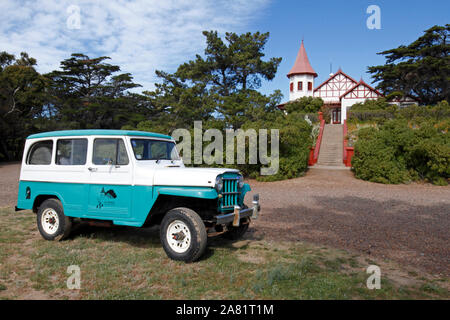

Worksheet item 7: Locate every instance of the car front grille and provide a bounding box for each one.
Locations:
[219,176,239,210]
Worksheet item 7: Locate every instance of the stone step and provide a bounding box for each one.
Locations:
[317,124,344,168]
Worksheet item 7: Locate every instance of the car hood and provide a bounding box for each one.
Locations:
[134,165,240,187]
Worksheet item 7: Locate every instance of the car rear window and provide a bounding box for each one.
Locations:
[27,140,53,165]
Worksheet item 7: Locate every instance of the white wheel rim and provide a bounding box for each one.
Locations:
[166,220,191,254]
[41,208,59,235]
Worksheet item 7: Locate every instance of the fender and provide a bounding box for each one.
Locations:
[239,183,251,203]
[154,186,219,199]
[17,181,68,212]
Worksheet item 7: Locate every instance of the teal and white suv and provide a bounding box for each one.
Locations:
[16,130,260,262]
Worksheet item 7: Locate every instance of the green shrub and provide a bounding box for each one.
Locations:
[243,112,312,181]
[347,98,398,123]
[349,98,392,111]
[352,119,450,185]
[285,97,324,114]
[146,112,313,182]
[352,127,411,184]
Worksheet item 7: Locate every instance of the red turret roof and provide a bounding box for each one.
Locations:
[287,40,317,78]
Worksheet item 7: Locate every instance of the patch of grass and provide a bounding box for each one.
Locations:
[0,207,448,300]
[419,283,447,295]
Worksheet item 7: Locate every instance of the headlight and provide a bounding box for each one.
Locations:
[215,176,223,192]
[238,175,244,189]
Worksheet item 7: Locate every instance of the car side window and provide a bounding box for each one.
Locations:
[93,138,129,165]
[56,139,88,165]
[27,140,53,165]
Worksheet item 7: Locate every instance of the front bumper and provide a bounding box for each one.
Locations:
[215,194,260,227]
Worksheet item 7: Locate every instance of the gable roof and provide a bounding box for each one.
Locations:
[340,79,384,99]
[287,40,317,78]
[314,68,358,92]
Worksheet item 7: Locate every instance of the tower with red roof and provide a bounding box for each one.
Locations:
[287,40,317,101]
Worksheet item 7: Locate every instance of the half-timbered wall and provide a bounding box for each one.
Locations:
[314,72,357,103]
[341,83,383,122]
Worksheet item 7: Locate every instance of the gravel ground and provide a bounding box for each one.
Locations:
[0,162,20,208]
[247,169,450,276]
[1,163,449,276]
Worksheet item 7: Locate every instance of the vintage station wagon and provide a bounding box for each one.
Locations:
[16,130,260,262]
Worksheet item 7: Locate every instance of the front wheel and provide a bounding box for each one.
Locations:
[160,207,207,262]
[223,221,249,240]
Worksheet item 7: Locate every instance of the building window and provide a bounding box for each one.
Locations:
[290,82,293,92]
[308,82,313,91]
[298,81,303,91]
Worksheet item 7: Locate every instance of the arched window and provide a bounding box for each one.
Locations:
[290,82,293,92]
[298,82,303,91]
[308,82,313,91]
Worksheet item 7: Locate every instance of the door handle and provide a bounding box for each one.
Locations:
[88,167,98,172]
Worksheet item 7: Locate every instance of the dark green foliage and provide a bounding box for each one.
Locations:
[285,96,324,114]
[347,99,398,124]
[46,53,144,130]
[368,24,449,105]
[348,99,450,124]
[144,31,283,130]
[0,52,48,160]
[243,113,312,181]
[142,112,313,182]
[352,118,450,185]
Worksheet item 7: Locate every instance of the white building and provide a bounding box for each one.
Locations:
[280,41,384,124]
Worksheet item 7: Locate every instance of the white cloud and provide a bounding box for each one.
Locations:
[0,0,271,90]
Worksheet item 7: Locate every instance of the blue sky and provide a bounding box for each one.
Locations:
[1,0,449,102]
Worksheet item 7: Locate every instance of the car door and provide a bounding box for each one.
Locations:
[88,137,132,219]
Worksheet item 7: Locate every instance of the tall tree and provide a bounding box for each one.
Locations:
[0,52,47,160]
[368,24,450,105]
[148,31,282,130]
[47,54,143,129]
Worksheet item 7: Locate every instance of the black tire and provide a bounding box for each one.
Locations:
[223,221,250,240]
[36,198,72,241]
[160,207,207,262]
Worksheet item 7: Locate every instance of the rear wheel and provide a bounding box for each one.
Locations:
[37,198,72,241]
[160,207,207,262]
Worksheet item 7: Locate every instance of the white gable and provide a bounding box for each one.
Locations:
[341,83,382,99]
[314,71,357,102]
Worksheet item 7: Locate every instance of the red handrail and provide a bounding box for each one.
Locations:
[343,119,354,167]
[313,119,325,164]
[343,120,348,164]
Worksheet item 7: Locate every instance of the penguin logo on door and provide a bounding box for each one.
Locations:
[96,187,117,209]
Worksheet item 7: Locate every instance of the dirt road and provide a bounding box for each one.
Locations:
[248,169,450,276]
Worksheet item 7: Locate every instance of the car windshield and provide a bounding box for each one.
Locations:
[130,139,180,161]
